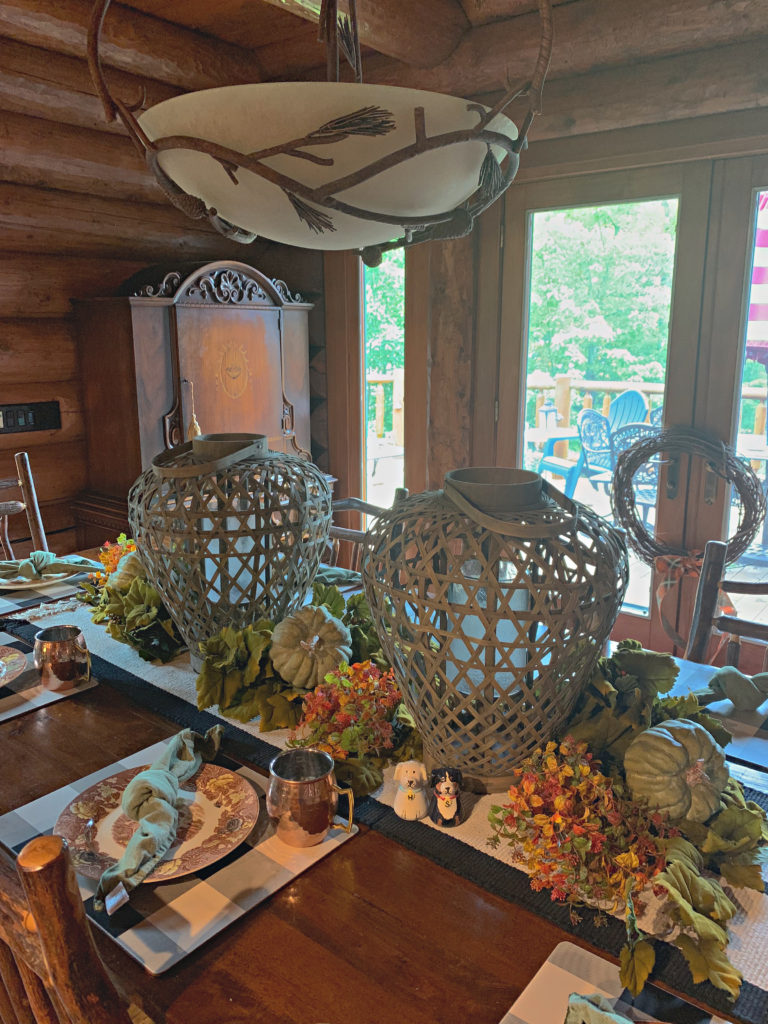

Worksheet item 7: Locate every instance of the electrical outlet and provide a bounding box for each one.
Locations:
[0,401,61,434]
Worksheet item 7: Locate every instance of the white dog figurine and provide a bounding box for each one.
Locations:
[393,760,428,821]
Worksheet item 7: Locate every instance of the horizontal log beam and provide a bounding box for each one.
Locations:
[0,182,252,259]
[0,109,162,202]
[257,0,469,67]
[356,0,768,97]
[458,0,569,27]
[0,38,178,133]
[0,0,260,91]
[0,319,78,383]
[517,36,768,147]
[0,255,147,317]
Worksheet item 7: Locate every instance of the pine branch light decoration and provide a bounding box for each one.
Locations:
[87,0,553,264]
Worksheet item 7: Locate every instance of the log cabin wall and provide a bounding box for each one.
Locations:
[0,10,329,557]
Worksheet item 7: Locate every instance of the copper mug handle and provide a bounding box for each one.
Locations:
[331,782,355,833]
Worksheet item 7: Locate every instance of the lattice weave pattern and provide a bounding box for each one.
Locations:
[128,447,331,656]
[362,489,628,778]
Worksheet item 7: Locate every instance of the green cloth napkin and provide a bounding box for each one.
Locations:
[314,565,361,587]
[0,550,102,583]
[95,726,224,909]
[564,993,633,1023]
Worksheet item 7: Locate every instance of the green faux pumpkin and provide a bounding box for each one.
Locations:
[270,606,352,690]
[623,719,729,823]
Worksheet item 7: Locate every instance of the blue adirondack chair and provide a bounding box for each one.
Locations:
[607,389,648,431]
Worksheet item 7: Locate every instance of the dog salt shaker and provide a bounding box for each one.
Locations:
[428,767,463,827]
[393,760,428,821]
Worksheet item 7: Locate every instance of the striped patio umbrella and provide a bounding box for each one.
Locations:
[746,191,768,367]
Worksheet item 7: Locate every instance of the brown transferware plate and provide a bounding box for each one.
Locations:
[0,646,28,685]
[54,763,260,882]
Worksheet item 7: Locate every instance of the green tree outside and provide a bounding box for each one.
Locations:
[363,249,405,432]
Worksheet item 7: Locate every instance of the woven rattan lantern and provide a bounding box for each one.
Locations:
[128,434,331,666]
[362,469,628,789]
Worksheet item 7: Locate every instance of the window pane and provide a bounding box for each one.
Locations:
[523,198,679,616]
[729,190,768,616]
[363,250,405,507]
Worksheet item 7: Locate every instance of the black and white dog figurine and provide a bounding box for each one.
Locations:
[427,767,463,827]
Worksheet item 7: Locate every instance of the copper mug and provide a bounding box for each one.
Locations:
[266,748,354,848]
[33,625,91,691]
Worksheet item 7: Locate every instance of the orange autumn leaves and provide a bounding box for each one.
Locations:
[489,739,676,911]
[92,533,136,587]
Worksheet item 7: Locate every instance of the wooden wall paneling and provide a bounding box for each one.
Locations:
[323,250,363,503]
[0,0,260,90]
[0,318,77,383]
[0,110,163,203]
[359,0,768,97]
[471,200,504,466]
[423,234,475,489]
[0,38,179,133]
[0,183,254,259]
[403,245,430,495]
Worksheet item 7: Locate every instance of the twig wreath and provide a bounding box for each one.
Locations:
[611,426,765,567]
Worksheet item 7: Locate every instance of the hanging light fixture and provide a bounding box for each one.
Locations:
[88,0,552,266]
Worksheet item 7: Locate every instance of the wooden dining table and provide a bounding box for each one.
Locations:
[0,580,750,1024]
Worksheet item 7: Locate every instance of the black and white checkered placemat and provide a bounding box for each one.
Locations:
[0,575,86,617]
[0,627,98,724]
[0,738,357,974]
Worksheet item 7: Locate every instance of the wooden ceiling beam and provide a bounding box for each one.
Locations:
[352,0,768,98]
[0,0,261,91]
[256,0,470,68]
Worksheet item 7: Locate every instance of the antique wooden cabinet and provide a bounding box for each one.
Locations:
[73,260,313,547]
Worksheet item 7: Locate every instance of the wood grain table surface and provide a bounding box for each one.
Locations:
[0,600,739,1024]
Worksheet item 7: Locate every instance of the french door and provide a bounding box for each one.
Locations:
[478,149,768,660]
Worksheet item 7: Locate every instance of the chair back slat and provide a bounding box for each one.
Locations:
[14,454,47,554]
[0,454,48,559]
[685,539,768,666]
[15,958,60,1024]
[0,940,36,1024]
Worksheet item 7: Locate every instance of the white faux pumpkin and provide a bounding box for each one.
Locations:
[109,551,146,590]
[270,606,352,690]
[623,719,729,823]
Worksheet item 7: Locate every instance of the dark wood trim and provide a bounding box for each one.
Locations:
[404,245,430,494]
[323,250,364,503]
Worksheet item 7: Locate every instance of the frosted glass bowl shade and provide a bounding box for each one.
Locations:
[139,82,518,250]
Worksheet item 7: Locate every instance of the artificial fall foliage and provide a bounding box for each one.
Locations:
[78,536,185,663]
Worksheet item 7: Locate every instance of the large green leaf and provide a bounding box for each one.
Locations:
[674,935,742,1000]
[619,940,655,997]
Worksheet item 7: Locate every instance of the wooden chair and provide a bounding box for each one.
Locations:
[0,835,156,1024]
[0,453,48,559]
[685,539,768,667]
[329,489,408,571]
